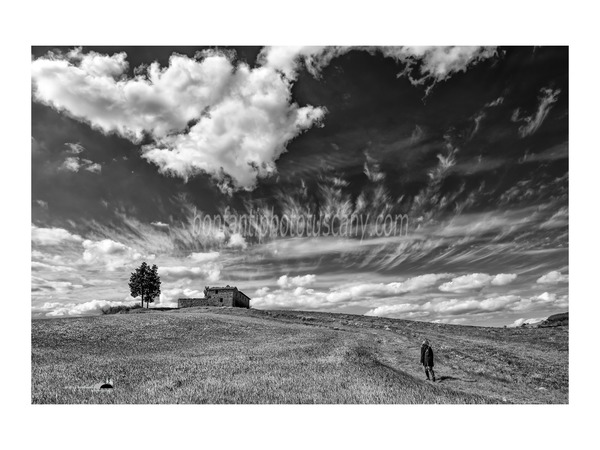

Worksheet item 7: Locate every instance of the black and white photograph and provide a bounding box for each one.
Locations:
[6,1,600,448]
[30,44,569,404]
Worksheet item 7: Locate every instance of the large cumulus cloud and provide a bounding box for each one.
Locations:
[31,48,326,191]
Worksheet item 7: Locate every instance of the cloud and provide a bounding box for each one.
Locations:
[59,155,101,173]
[325,273,452,303]
[379,46,498,87]
[160,265,220,282]
[259,46,498,95]
[510,292,566,312]
[32,225,82,245]
[31,276,83,293]
[64,142,85,154]
[82,238,151,271]
[159,288,205,307]
[513,87,561,137]
[510,317,547,327]
[85,162,102,173]
[485,96,504,107]
[151,221,170,229]
[32,48,326,191]
[252,273,452,310]
[257,46,333,79]
[32,299,137,317]
[470,111,486,138]
[251,288,318,310]
[536,292,556,302]
[433,296,519,316]
[439,273,488,292]
[365,303,418,317]
[491,273,518,286]
[410,125,424,144]
[539,207,568,229]
[466,95,505,140]
[31,260,76,273]
[255,286,270,296]
[227,233,247,249]
[366,295,521,317]
[392,273,453,292]
[277,274,317,288]
[33,46,497,191]
[438,273,518,292]
[60,156,82,172]
[536,270,568,284]
[187,251,220,263]
[365,291,568,320]
[363,152,386,182]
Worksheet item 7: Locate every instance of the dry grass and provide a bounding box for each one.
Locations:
[31,307,568,404]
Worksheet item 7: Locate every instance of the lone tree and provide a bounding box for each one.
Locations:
[129,262,161,308]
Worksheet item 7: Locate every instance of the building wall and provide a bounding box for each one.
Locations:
[178,288,251,309]
[233,291,250,308]
[207,289,235,306]
[177,296,232,308]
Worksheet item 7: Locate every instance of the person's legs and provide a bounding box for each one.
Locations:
[424,366,430,380]
[429,367,436,382]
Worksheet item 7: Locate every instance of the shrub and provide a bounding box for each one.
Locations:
[101,304,142,315]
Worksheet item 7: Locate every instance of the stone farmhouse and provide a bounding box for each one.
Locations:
[178,285,251,309]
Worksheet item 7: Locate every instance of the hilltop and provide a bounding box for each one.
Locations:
[31,307,568,404]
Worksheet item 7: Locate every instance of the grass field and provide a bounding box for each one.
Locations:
[31,307,568,404]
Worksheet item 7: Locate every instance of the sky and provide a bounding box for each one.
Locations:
[30,46,568,326]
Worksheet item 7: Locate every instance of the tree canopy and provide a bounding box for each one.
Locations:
[129,262,161,308]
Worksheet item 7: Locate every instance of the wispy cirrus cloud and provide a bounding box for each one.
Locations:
[187,251,220,263]
[512,87,561,137]
[160,265,220,283]
[32,276,83,293]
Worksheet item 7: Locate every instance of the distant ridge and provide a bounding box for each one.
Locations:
[538,312,568,328]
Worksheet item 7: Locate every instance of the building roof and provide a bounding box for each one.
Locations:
[206,286,251,299]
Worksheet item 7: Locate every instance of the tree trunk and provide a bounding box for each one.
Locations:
[141,292,144,308]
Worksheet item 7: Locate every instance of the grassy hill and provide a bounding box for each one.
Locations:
[31,307,568,404]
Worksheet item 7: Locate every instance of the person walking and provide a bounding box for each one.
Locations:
[420,339,436,382]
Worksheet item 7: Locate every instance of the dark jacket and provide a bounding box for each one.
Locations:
[420,344,434,367]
